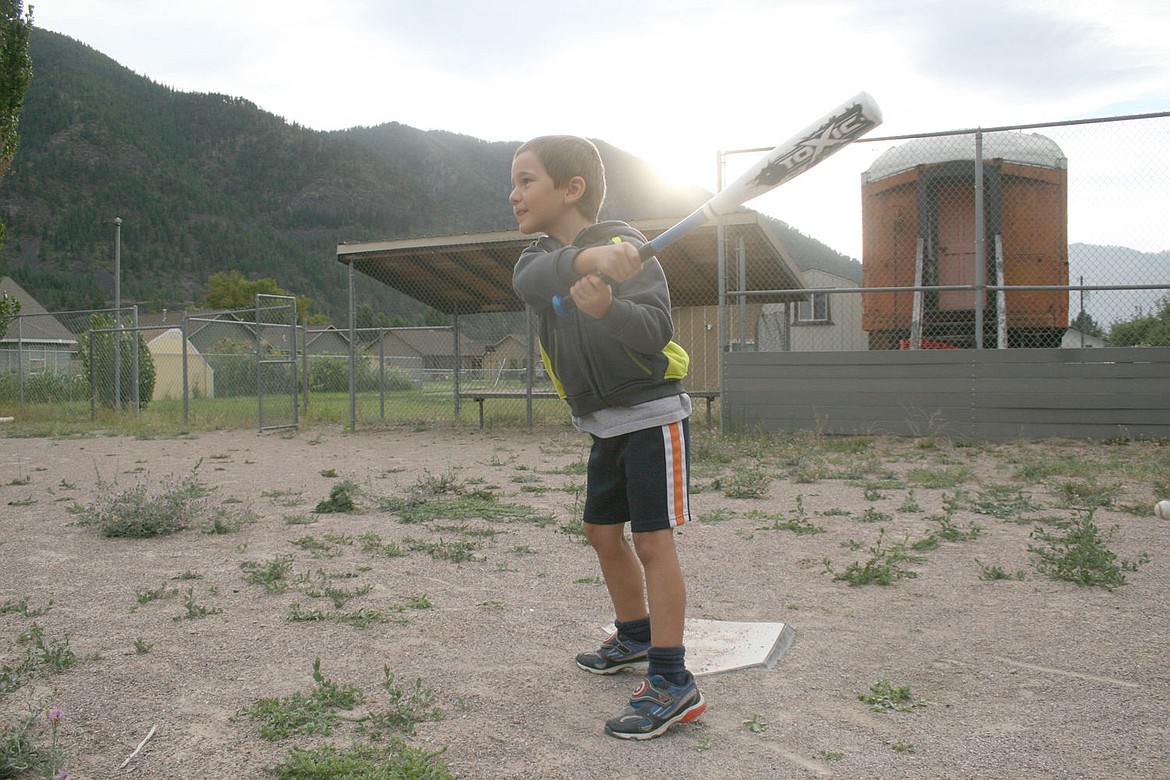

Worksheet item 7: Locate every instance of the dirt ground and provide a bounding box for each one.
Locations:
[1,426,1168,779]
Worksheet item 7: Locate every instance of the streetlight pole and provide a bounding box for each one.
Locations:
[113,217,121,320]
[111,217,122,408]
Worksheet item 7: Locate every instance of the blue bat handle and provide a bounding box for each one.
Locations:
[552,294,574,316]
[551,244,658,318]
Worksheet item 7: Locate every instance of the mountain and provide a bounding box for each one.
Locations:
[1068,243,1170,326]
[0,28,858,321]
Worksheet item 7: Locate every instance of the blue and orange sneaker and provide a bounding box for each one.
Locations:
[604,673,706,740]
[575,632,650,675]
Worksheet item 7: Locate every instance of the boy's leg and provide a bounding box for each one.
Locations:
[632,528,684,648]
[604,421,705,740]
[575,521,652,674]
[584,522,647,623]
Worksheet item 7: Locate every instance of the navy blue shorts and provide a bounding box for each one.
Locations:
[582,419,691,533]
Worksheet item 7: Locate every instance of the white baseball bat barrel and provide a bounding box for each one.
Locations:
[551,91,882,315]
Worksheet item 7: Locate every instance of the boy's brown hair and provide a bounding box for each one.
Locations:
[515,135,607,221]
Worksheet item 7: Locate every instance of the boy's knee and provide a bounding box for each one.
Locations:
[632,528,675,563]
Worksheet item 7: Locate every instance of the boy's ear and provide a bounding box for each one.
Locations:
[563,175,586,205]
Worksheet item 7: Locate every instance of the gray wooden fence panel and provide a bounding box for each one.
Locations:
[723,347,1170,441]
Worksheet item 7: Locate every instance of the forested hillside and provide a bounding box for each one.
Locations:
[0,28,858,322]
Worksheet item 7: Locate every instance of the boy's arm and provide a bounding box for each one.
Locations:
[589,259,676,354]
[512,240,582,310]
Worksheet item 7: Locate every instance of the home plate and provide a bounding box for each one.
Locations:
[603,619,794,677]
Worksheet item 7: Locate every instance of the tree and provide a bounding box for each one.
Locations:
[1108,296,1170,347]
[204,269,315,322]
[0,1,33,251]
[79,313,157,409]
[1069,310,1105,338]
[0,289,17,339]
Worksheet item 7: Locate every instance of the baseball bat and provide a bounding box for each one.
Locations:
[552,91,883,315]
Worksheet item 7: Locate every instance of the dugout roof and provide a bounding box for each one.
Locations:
[335,210,807,316]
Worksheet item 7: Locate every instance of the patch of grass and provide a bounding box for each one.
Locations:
[266,739,455,780]
[357,667,445,738]
[0,598,53,618]
[302,572,373,609]
[133,637,154,654]
[405,538,480,563]
[824,529,923,586]
[967,484,1042,519]
[263,489,304,507]
[1028,511,1149,589]
[135,583,179,605]
[0,701,69,779]
[928,513,983,542]
[696,507,737,523]
[742,714,769,733]
[857,507,893,524]
[859,678,923,713]
[1,624,77,694]
[906,465,972,489]
[358,532,408,558]
[234,658,361,741]
[976,559,1026,581]
[720,466,773,499]
[77,463,210,537]
[1054,478,1122,510]
[314,480,360,514]
[76,459,253,537]
[173,588,222,621]
[759,495,825,535]
[291,535,347,558]
[283,513,317,525]
[289,603,410,629]
[241,554,297,593]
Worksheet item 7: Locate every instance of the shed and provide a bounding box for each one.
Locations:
[147,327,215,400]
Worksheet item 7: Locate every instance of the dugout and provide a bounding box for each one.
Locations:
[336,210,808,397]
[861,132,1069,349]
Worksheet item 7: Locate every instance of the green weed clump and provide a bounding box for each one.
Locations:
[823,530,923,586]
[234,658,362,740]
[1028,511,1149,589]
[0,702,69,779]
[314,480,360,514]
[78,460,254,537]
[267,739,455,780]
[0,624,76,695]
[859,678,924,713]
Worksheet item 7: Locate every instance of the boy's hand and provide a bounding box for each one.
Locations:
[570,273,615,319]
[574,240,643,283]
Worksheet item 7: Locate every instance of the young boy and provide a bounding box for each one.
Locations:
[510,135,705,740]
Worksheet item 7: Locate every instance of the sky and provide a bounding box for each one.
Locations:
[32,0,1170,259]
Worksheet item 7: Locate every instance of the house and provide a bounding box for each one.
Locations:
[0,277,79,374]
[304,326,351,356]
[1062,327,1108,348]
[756,268,868,352]
[362,327,486,378]
[147,327,215,400]
[485,334,529,370]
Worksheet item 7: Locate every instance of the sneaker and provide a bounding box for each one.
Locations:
[604,673,706,740]
[575,632,650,675]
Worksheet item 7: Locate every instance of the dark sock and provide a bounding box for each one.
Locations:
[647,646,689,686]
[615,615,651,644]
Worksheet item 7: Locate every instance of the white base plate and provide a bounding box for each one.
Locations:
[602,618,795,678]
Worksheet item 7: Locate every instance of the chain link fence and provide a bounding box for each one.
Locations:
[745,112,1169,353]
[2,112,1166,432]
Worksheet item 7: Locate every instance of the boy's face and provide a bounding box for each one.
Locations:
[510,150,580,241]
